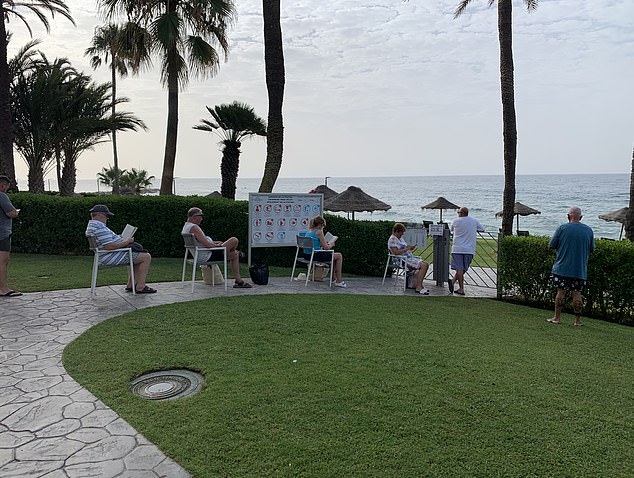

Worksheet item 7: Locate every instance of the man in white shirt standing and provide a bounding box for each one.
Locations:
[449,207,485,295]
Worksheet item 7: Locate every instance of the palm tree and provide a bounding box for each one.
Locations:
[56,77,147,195]
[85,22,151,195]
[0,0,74,189]
[98,164,127,188]
[11,51,145,194]
[120,167,155,194]
[258,0,285,193]
[194,101,266,200]
[100,0,235,196]
[627,146,633,241]
[11,55,77,192]
[455,0,537,236]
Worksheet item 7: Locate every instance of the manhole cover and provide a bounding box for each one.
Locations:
[130,369,204,400]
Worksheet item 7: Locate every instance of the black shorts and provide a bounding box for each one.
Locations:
[0,236,10,252]
[551,274,586,292]
[207,250,225,262]
[304,251,332,263]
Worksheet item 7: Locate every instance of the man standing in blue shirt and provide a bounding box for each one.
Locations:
[547,206,595,327]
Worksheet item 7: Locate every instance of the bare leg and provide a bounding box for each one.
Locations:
[220,237,244,283]
[333,252,343,283]
[415,262,429,291]
[0,251,11,295]
[572,290,583,326]
[549,288,566,323]
[455,269,465,294]
[227,249,242,282]
[131,252,152,290]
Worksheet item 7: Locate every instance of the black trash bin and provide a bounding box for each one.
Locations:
[249,264,269,285]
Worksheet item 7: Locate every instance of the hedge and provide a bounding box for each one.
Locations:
[499,235,634,326]
[8,193,394,277]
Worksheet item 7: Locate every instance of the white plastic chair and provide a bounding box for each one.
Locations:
[181,233,227,292]
[290,234,334,287]
[87,235,136,297]
[382,249,408,292]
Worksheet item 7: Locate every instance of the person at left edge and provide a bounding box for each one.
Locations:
[0,175,22,297]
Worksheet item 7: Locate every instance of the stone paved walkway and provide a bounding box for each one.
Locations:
[0,277,495,477]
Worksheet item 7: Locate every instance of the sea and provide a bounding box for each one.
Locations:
[67,174,630,240]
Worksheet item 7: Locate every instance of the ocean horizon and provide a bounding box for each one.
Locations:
[55,173,630,240]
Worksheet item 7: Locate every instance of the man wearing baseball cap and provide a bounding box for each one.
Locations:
[86,204,156,294]
[0,175,21,297]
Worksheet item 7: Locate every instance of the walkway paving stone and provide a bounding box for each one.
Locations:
[1,276,494,476]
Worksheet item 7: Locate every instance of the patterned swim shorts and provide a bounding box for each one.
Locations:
[551,274,586,292]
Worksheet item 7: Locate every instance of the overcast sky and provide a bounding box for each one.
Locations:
[8,0,634,184]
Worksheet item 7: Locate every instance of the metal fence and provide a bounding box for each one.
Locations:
[415,230,499,290]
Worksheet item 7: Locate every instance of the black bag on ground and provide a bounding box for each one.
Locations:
[249,264,269,285]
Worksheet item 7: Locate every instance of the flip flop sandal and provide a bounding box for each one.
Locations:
[233,281,253,289]
[2,290,23,297]
[135,286,157,294]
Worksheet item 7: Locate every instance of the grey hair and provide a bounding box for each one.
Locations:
[568,206,582,217]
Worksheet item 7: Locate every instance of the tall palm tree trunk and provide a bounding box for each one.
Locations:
[498,0,517,236]
[220,142,241,200]
[0,11,17,190]
[258,0,285,193]
[60,148,77,196]
[160,63,179,196]
[27,164,45,193]
[111,61,121,195]
[626,146,634,241]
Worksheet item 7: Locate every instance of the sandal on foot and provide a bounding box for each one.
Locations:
[233,280,253,289]
[1,290,23,297]
[125,287,133,292]
[135,286,157,294]
[574,322,584,327]
[546,318,560,324]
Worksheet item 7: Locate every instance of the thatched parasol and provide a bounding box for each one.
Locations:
[495,201,541,231]
[309,184,338,201]
[599,206,629,239]
[324,186,391,220]
[421,196,460,223]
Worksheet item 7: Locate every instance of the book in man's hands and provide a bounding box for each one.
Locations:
[325,232,338,244]
[121,224,137,240]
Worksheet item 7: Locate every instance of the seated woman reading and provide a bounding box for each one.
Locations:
[304,215,347,288]
[388,222,430,295]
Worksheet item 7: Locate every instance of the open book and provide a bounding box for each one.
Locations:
[121,224,137,240]
[325,232,338,244]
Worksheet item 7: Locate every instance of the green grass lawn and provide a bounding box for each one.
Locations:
[63,295,634,478]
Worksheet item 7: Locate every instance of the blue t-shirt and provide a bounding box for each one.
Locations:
[549,222,595,280]
[303,230,321,254]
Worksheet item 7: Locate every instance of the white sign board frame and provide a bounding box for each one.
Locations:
[248,193,323,264]
[428,224,445,236]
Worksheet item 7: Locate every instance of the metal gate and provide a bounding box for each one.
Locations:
[415,230,498,290]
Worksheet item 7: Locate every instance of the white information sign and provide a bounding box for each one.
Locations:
[248,193,322,250]
[428,224,445,236]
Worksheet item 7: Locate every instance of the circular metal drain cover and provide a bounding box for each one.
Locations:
[130,369,204,400]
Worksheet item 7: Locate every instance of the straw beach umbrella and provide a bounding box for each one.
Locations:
[421,196,460,223]
[495,201,541,232]
[599,207,629,239]
[324,186,391,220]
[309,184,338,201]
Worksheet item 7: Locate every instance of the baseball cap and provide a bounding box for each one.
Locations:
[90,204,114,217]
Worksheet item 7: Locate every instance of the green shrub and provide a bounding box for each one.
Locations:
[499,236,634,325]
[8,193,394,276]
